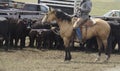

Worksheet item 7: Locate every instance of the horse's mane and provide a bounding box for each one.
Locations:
[55,10,71,22]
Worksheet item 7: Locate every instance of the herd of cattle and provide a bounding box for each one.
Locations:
[0,16,120,53]
[0,17,64,51]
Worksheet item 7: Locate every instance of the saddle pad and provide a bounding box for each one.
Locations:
[90,17,96,25]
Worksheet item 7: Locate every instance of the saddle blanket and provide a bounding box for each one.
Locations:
[90,17,96,24]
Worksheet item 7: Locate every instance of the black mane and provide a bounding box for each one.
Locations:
[55,10,71,22]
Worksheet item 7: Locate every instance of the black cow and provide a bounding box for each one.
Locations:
[107,21,120,52]
[36,29,54,49]
[85,37,98,52]
[35,28,64,50]
[0,17,9,50]
[28,18,51,48]
[28,18,64,50]
[15,19,29,49]
[29,28,56,49]
[28,27,51,47]
[8,18,30,49]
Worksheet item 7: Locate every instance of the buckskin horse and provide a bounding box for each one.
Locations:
[42,8,111,62]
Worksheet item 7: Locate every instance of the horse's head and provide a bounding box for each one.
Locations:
[42,8,56,24]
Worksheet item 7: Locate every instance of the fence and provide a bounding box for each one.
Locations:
[0,9,45,19]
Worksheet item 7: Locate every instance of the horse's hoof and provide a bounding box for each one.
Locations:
[103,59,109,63]
[64,60,71,64]
[20,48,23,50]
[64,59,71,61]
[4,48,8,51]
[65,57,71,61]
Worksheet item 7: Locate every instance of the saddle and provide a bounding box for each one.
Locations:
[72,16,96,27]
[72,16,97,43]
[84,17,96,27]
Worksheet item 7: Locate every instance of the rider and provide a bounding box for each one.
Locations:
[73,0,92,42]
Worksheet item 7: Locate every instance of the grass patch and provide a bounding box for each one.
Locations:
[91,0,120,16]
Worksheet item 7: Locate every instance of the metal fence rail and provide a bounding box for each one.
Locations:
[40,0,74,8]
[0,9,45,19]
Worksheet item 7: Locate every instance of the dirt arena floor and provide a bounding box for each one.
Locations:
[0,48,120,71]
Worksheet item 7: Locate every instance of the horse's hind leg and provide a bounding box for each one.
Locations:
[102,39,110,62]
[95,37,102,62]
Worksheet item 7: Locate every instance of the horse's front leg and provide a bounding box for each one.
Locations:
[63,38,72,61]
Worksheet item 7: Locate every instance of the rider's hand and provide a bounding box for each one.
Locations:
[73,18,81,29]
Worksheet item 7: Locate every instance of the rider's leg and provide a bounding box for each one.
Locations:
[75,27,82,41]
[73,18,83,42]
[73,14,89,42]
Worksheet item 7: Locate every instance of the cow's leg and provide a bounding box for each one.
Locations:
[10,36,14,46]
[36,36,42,49]
[37,40,42,49]
[43,38,48,49]
[15,37,19,47]
[29,36,35,47]
[4,37,9,51]
[53,35,59,49]
[117,40,120,52]
[20,37,26,49]
[111,39,117,52]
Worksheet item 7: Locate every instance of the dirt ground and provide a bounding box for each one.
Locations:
[0,48,120,71]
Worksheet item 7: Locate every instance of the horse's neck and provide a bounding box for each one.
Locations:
[57,20,63,27]
[59,22,72,31]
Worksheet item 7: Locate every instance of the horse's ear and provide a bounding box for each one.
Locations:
[49,7,54,12]
[49,7,51,11]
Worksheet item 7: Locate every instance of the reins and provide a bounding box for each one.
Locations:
[50,25,60,35]
[81,25,88,41]
[85,26,88,40]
